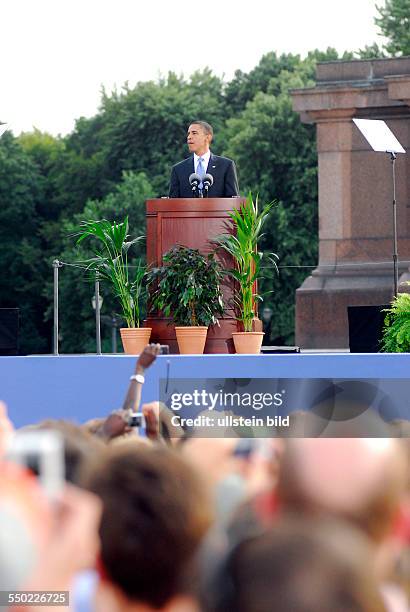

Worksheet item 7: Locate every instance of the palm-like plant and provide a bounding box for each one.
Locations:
[381,290,410,352]
[74,217,147,328]
[215,194,278,332]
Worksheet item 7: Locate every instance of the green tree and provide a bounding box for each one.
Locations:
[94,70,225,196]
[0,131,49,353]
[223,57,323,342]
[376,0,410,55]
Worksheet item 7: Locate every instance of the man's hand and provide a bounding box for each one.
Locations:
[100,410,131,440]
[142,401,184,445]
[136,343,161,373]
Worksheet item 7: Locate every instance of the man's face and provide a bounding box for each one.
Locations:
[187,124,211,155]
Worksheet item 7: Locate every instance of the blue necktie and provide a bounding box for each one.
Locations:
[197,157,205,192]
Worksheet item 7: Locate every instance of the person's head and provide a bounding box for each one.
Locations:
[209,518,385,612]
[84,443,212,610]
[277,438,408,545]
[187,121,213,156]
[21,419,105,486]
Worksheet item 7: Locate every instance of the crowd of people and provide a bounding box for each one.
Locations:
[0,345,409,611]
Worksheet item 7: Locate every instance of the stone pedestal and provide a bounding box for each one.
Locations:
[291,58,410,348]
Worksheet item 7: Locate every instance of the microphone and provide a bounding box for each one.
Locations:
[189,173,201,197]
[202,173,214,197]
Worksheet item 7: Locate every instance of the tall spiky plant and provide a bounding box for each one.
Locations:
[381,290,410,352]
[74,217,147,328]
[215,194,278,332]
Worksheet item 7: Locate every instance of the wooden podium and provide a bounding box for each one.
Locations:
[145,197,245,354]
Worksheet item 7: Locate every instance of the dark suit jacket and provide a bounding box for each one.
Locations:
[168,153,239,198]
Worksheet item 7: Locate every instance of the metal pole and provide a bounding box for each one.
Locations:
[52,260,62,355]
[390,152,399,297]
[95,277,102,355]
[111,319,117,354]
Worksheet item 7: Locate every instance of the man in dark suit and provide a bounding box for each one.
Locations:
[168,120,239,198]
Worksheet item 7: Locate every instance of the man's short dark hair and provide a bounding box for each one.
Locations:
[85,443,211,608]
[189,120,213,138]
[210,518,385,612]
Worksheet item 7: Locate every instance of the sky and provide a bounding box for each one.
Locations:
[1,0,384,136]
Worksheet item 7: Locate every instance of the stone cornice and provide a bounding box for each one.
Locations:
[291,57,410,121]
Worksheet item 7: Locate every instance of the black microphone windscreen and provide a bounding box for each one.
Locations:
[203,173,214,187]
[189,173,201,186]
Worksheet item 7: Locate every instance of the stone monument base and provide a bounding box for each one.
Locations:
[295,265,409,348]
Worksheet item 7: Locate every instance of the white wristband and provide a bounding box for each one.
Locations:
[130,374,145,384]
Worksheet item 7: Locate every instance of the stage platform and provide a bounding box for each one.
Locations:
[1,352,410,428]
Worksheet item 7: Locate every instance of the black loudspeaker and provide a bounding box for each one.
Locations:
[0,308,19,355]
[347,305,389,353]
[260,345,300,354]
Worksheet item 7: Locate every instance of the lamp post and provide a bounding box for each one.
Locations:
[91,288,103,354]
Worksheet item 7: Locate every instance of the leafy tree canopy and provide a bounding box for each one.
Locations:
[376,0,410,55]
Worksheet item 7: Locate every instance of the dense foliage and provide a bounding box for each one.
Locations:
[149,246,225,327]
[381,292,410,352]
[0,22,401,352]
[376,0,410,56]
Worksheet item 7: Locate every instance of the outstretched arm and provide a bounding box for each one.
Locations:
[122,343,161,413]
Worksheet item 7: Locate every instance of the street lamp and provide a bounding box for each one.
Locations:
[91,294,103,311]
[91,285,103,354]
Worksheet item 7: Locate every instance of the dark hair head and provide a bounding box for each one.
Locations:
[85,443,212,608]
[189,120,213,138]
[210,518,385,612]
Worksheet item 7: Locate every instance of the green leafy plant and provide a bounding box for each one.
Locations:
[74,217,147,328]
[381,290,410,352]
[148,245,225,327]
[214,193,278,332]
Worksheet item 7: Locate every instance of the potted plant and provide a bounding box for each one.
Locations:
[148,245,225,354]
[381,290,410,352]
[74,217,151,354]
[214,193,278,354]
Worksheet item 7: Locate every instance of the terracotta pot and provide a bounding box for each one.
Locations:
[232,332,264,354]
[175,326,208,354]
[120,327,152,355]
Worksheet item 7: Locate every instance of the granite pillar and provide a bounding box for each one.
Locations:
[291,58,410,348]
